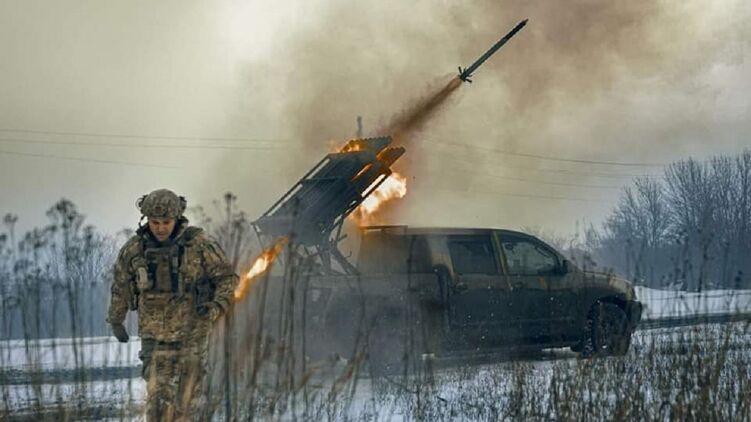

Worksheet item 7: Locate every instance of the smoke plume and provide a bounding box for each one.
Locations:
[229,0,750,232]
[379,76,462,145]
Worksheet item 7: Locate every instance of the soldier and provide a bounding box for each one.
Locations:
[107,189,239,421]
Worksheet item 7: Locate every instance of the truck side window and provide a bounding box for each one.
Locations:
[357,234,432,274]
[501,237,558,276]
[448,235,498,275]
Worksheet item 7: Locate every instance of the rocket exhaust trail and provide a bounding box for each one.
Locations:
[382,76,463,144]
[383,19,528,144]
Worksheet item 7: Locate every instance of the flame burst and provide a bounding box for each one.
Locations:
[340,142,365,153]
[233,236,289,301]
[352,172,407,224]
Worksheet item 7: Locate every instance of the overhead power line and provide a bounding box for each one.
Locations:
[0,127,663,167]
[426,186,600,203]
[0,149,178,169]
[431,140,665,167]
[0,127,667,179]
[454,170,623,190]
[0,137,291,152]
[0,137,642,186]
[419,149,658,179]
[0,127,289,144]
[531,167,657,179]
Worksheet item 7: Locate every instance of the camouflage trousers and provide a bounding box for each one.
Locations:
[140,338,210,422]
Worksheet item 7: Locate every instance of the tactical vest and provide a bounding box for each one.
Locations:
[130,226,204,307]
[143,243,183,294]
[130,226,217,342]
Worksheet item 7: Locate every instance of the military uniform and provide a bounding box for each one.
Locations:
[107,190,238,421]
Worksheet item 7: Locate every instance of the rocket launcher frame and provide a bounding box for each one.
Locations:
[253,136,404,273]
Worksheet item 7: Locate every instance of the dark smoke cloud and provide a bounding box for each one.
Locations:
[380,76,462,144]
[271,1,699,144]
[230,0,750,231]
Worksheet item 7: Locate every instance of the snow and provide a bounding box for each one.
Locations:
[1,377,145,414]
[636,287,751,319]
[0,336,144,414]
[2,288,751,418]
[0,336,140,371]
[3,287,749,372]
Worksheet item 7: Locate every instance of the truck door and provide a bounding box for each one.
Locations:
[446,234,513,345]
[546,268,581,342]
[496,233,561,342]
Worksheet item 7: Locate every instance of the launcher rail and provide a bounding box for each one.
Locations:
[253,136,404,274]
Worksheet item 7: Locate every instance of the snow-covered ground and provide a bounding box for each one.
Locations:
[0,336,140,371]
[636,286,751,319]
[0,336,143,416]
[1,288,747,372]
[2,288,751,419]
[1,377,145,417]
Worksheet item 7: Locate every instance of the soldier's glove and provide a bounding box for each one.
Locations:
[197,302,222,322]
[111,323,129,343]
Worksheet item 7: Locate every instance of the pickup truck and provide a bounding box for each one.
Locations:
[252,225,643,373]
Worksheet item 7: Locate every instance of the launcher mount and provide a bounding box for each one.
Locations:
[252,136,404,274]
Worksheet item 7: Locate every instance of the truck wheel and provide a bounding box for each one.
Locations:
[579,302,631,357]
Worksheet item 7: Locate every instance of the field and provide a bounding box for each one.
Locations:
[2,288,750,421]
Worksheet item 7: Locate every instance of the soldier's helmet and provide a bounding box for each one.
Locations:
[136,189,187,218]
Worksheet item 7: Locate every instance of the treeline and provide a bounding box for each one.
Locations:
[0,194,258,340]
[590,150,751,290]
[0,200,118,340]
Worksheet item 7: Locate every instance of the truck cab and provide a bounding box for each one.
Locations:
[352,226,642,356]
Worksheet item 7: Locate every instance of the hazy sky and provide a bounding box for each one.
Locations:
[0,0,749,238]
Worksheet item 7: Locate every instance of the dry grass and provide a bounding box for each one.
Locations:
[2,197,751,421]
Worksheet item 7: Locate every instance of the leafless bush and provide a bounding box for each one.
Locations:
[189,192,260,272]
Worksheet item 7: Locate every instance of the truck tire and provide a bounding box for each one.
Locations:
[579,302,631,357]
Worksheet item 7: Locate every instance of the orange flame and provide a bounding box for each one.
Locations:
[233,236,289,301]
[340,140,365,153]
[351,163,373,181]
[351,172,407,224]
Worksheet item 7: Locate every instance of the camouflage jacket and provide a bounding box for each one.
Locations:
[107,224,239,343]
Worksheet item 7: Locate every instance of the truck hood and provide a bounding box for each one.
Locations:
[583,270,637,301]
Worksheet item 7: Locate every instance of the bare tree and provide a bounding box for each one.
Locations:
[190,192,259,272]
[601,176,671,285]
[0,200,117,340]
[597,150,751,290]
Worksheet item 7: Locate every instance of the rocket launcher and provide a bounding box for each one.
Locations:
[253,136,404,271]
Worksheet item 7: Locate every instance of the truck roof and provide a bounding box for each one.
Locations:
[360,225,537,239]
[356,225,562,275]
